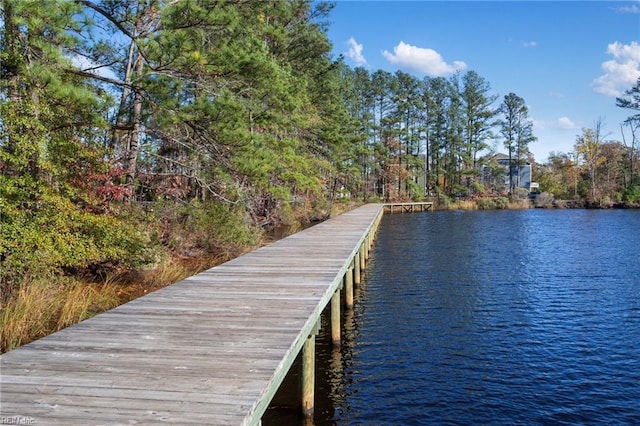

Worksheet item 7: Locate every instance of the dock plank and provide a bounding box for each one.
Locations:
[0,203,384,425]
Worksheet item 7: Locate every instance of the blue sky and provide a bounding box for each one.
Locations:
[326,1,640,162]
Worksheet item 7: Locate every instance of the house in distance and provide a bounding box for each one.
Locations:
[481,153,534,196]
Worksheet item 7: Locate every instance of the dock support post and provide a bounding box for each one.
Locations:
[364,234,371,260]
[331,290,341,346]
[354,253,361,285]
[360,243,366,270]
[344,268,354,309]
[302,322,319,418]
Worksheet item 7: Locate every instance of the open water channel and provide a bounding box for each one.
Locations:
[264,209,640,425]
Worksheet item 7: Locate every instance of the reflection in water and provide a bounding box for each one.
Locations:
[263,269,369,426]
[266,209,640,425]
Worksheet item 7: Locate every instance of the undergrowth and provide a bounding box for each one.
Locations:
[1,197,262,353]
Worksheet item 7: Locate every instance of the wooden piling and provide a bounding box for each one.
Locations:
[302,322,319,417]
[354,253,361,285]
[345,268,354,309]
[331,290,341,346]
[364,234,370,259]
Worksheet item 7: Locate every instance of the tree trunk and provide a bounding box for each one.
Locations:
[125,53,144,197]
[110,39,137,152]
[2,2,22,163]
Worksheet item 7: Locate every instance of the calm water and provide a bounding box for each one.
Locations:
[265,209,640,425]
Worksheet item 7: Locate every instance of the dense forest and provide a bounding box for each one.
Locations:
[1,0,640,351]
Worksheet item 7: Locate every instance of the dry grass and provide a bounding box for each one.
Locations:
[434,196,536,211]
[437,199,479,210]
[507,198,532,210]
[113,257,218,301]
[457,200,479,210]
[1,256,222,354]
[1,277,120,352]
[55,281,121,330]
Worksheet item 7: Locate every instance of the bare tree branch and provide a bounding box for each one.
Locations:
[74,0,135,40]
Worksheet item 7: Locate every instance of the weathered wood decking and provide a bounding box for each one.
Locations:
[0,204,384,425]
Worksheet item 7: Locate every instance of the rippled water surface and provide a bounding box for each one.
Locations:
[337,209,640,425]
[265,209,640,425]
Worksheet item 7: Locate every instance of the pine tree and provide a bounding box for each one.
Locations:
[460,70,498,190]
[498,93,535,193]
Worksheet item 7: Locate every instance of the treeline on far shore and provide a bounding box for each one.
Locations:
[432,192,640,211]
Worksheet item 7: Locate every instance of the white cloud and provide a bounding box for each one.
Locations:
[346,37,368,66]
[69,53,118,81]
[533,116,578,131]
[613,4,639,14]
[556,116,577,130]
[522,41,538,48]
[382,41,466,76]
[593,41,640,97]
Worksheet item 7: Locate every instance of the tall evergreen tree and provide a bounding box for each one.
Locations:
[1,0,107,187]
[498,92,535,192]
[390,71,424,196]
[341,66,376,198]
[444,73,464,193]
[423,76,451,194]
[460,70,497,189]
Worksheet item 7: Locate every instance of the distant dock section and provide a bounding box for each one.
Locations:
[384,201,434,213]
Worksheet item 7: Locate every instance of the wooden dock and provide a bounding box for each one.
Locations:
[384,201,433,213]
[0,204,384,425]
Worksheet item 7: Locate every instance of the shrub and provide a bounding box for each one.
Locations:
[624,185,640,204]
[189,201,260,249]
[476,198,496,210]
[512,187,529,199]
[405,179,422,200]
[436,193,452,209]
[471,181,486,196]
[494,197,509,209]
[147,199,261,259]
[534,192,555,208]
[0,180,151,298]
[452,185,470,198]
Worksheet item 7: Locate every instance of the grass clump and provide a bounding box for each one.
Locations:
[0,256,222,353]
[1,276,121,352]
[437,196,513,210]
[507,198,531,210]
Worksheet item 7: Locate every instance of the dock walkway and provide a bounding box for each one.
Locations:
[1,204,384,425]
[384,201,433,213]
